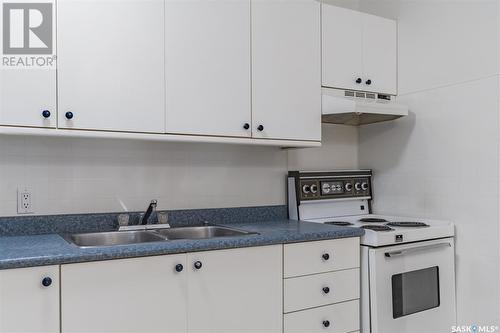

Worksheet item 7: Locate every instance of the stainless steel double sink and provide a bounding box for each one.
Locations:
[62,226,257,248]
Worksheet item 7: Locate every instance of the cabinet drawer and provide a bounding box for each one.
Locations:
[284,238,359,278]
[284,300,359,333]
[284,268,359,313]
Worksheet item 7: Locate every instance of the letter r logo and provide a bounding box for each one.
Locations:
[2,2,53,54]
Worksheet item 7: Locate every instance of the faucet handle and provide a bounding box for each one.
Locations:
[157,212,169,225]
[117,214,130,227]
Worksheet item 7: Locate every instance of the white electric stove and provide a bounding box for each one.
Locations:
[288,170,456,333]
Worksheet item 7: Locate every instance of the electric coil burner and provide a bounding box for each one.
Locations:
[359,218,389,223]
[361,225,394,232]
[324,221,354,226]
[386,222,429,228]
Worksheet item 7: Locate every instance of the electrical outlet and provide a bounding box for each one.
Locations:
[17,187,34,214]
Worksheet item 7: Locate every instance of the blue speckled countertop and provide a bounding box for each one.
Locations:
[0,220,363,270]
[0,206,364,270]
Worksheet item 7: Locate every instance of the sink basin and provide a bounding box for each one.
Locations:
[62,226,257,248]
[155,226,257,240]
[63,230,166,248]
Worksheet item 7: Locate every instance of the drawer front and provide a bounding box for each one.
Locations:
[284,300,359,333]
[284,268,359,313]
[284,238,359,278]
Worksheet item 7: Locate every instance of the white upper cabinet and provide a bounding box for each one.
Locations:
[165,0,251,137]
[0,70,56,128]
[0,0,56,129]
[57,0,165,133]
[322,4,397,95]
[0,266,59,333]
[321,5,363,92]
[251,0,321,142]
[187,245,283,333]
[362,13,397,95]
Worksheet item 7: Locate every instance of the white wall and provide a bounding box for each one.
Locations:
[288,124,358,171]
[0,124,359,216]
[359,0,500,325]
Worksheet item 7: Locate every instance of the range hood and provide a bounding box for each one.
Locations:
[321,88,408,126]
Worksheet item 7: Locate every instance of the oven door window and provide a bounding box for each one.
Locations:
[392,266,440,319]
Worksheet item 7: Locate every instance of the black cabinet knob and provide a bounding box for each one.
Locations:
[365,79,372,85]
[257,125,264,131]
[194,261,202,270]
[322,253,330,261]
[175,264,183,272]
[355,78,362,84]
[322,287,330,294]
[323,320,330,328]
[243,123,250,130]
[65,111,74,120]
[42,110,51,118]
[41,277,52,287]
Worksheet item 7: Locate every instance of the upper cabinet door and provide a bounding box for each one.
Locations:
[0,71,56,128]
[252,0,321,142]
[165,0,251,137]
[0,0,56,129]
[0,266,59,333]
[57,0,165,133]
[321,4,363,91]
[362,14,397,95]
[187,245,283,333]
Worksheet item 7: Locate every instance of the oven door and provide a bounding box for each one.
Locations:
[368,238,456,333]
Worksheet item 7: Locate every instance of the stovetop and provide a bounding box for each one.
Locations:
[307,214,454,247]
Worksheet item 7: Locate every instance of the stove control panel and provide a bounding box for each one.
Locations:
[289,171,372,201]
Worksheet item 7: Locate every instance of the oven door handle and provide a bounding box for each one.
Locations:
[384,242,452,258]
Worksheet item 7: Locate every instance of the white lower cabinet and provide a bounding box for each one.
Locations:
[284,268,360,313]
[187,245,282,333]
[61,254,188,333]
[283,238,360,333]
[60,245,282,333]
[284,300,360,333]
[0,265,59,333]
[3,240,359,333]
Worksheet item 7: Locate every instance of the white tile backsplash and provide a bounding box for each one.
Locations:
[0,124,359,216]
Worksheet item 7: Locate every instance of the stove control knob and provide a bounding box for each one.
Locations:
[322,183,331,194]
[355,182,362,191]
[345,183,353,191]
[302,185,311,194]
[310,184,318,194]
[361,182,369,191]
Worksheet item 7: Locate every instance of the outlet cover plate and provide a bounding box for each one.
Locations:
[17,187,34,214]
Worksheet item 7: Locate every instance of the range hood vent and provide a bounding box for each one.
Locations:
[322,88,408,126]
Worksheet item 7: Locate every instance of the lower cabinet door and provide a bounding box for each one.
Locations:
[0,265,59,333]
[187,245,283,333]
[61,255,187,333]
[284,300,360,333]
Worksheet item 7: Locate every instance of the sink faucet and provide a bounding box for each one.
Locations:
[141,200,157,225]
